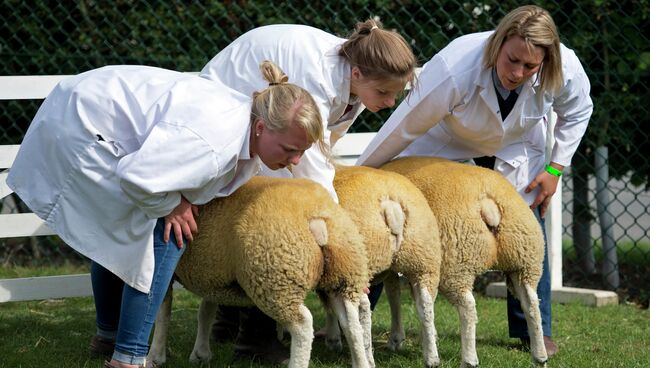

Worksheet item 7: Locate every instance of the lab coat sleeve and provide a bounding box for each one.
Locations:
[550,55,593,166]
[116,122,220,219]
[356,55,459,167]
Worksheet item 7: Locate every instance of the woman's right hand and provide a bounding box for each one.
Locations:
[164,196,199,248]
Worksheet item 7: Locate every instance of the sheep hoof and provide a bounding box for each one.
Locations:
[460,362,479,368]
[387,334,404,351]
[425,357,441,368]
[189,349,212,364]
[325,337,343,352]
[147,353,166,367]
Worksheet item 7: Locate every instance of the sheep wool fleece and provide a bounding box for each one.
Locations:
[382,156,547,367]
[334,165,442,368]
[174,176,369,325]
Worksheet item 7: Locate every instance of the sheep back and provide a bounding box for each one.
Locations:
[174,176,368,323]
[334,165,441,292]
[381,157,544,290]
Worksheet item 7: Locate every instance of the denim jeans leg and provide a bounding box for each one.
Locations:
[507,207,552,338]
[368,283,384,311]
[91,261,124,340]
[112,218,185,364]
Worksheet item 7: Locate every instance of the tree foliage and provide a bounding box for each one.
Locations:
[1,0,648,186]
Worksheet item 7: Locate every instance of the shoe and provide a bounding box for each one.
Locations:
[233,307,289,365]
[90,335,115,357]
[543,336,558,357]
[211,305,240,343]
[211,318,239,343]
[519,336,558,357]
[102,361,155,368]
[313,326,327,340]
[234,336,290,365]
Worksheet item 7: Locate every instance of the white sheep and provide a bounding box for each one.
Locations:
[382,156,548,368]
[147,176,372,368]
[327,165,442,368]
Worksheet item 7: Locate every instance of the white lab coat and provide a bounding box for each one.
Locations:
[7,66,262,293]
[200,24,365,202]
[357,31,593,204]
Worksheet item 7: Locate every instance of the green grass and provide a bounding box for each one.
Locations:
[1,287,649,368]
[0,264,90,278]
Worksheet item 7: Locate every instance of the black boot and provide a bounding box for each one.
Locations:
[233,306,290,365]
[211,305,240,343]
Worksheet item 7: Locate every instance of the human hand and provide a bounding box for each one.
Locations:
[164,196,199,248]
[525,168,561,218]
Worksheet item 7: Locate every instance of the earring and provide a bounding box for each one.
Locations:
[256,133,260,137]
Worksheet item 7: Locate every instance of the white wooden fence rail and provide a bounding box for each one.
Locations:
[0,74,617,306]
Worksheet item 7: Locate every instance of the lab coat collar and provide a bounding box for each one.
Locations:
[477,67,501,120]
[323,45,354,104]
[240,123,253,160]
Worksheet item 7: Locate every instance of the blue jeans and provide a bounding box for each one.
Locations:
[507,207,552,338]
[368,282,384,310]
[91,218,184,365]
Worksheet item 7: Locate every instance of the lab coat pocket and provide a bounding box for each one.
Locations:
[522,115,545,130]
[95,135,140,158]
[494,149,528,192]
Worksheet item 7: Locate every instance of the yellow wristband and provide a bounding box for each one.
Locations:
[545,165,562,177]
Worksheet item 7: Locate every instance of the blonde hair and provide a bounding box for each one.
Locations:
[251,60,327,155]
[339,19,417,85]
[483,5,563,93]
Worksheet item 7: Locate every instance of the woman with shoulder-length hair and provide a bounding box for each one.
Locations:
[358,5,594,358]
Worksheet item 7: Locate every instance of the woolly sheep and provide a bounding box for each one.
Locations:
[329,165,442,368]
[382,156,548,368]
[147,176,372,368]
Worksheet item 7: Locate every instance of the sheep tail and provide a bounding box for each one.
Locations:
[381,198,405,253]
[309,218,328,247]
[480,197,501,231]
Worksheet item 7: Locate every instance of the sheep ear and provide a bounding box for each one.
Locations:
[309,218,328,246]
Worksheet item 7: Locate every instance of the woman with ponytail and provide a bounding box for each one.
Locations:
[7,61,322,368]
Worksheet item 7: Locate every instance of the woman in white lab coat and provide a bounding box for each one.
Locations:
[200,19,418,361]
[201,19,417,201]
[357,5,593,357]
[7,61,323,368]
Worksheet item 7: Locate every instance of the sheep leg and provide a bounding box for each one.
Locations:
[383,274,405,351]
[189,299,218,363]
[454,289,479,368]
[411,281,440,368]
[358,293,375,368]
[323,306,343,351]
[285,304,314,368]
[148,283,173,365]
[330,295,370,368]
[509,275,548,367]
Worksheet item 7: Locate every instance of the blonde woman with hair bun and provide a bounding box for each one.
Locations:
[358,5,594,359]
[7,61,321,368]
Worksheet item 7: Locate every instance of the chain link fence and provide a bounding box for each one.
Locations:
[1,0,648,306]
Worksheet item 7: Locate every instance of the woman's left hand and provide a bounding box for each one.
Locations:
[525,166,562,218]
[164,196,199,248]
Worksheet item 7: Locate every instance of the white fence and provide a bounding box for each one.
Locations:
[0,74,617,306]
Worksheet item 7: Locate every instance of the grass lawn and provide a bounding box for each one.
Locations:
[1,282,649,368]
